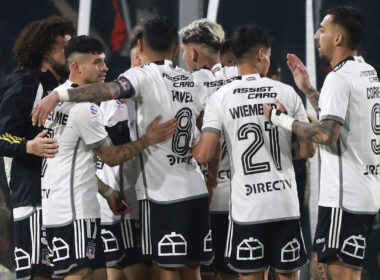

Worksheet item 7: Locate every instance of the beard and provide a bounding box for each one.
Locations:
[47,55,69,80]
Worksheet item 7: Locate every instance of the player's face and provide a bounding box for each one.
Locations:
[314,14,336,60]
[260,47,271,76]
[182,43,197,71]
[80,53,108,84]
[46,34,71,79]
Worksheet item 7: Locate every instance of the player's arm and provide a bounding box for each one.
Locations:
[97,176,130,215]
[192,131,220,164]
[32,77,135,126]
[287,53,320,112]
[264,104,342,146]
[291,136,316,159]
[93,115,177,167]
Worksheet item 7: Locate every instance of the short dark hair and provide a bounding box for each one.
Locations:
[65,35,105,59]
[143,16,178,52]
[130,29,143,50]
[327,6,365,50]
[231,25,271,60]
[13,16,75,69]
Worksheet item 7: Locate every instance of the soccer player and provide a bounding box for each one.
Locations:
[96,30,150,280]
[265,6,380,280]
[220,39,237,67]
[0,16,74,280]
[33,17,213,280]
[179,19,238,280]
[41,35,177,279]
[192,25,315,280]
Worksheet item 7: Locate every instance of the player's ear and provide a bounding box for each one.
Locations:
[335,32,344,47]
[138,39,144,53]
[257,48,264,63]
[72,62,80,73]
[192,47,198,63]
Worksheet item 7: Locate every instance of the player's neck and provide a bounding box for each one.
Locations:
[145,51,173,63]
[68,73,84,86]
[201,56,220,69]
[238,62,260,76]
[330,48,357,68]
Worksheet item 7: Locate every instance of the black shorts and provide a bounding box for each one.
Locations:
[46,218,105,277]
[201,213,237,276]
[101,219,140,268]
[313,206,376,270]
[13,208,52,280]
[225,219,307,274]
[139,197,214,267]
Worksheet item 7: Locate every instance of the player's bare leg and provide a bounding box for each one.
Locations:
[239,271,265,280]
[63,267,91,280]
[123,263,151,280]
[309,252,331,280]
[152,264,180,280]
[328,260,360,280]
[274,271,298,280]
[106,266,127,280]
[179,264,201,280]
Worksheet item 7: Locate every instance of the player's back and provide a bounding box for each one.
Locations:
[122,60,207,203]
[204,74,308,223]
[319,56,380,212]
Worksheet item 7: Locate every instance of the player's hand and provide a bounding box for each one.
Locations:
[26,130,58,158]
[287,53,313,93]
[32,91,60,126]
[106,190,131,215]
[144,115,178,145]
[263,99,287,123]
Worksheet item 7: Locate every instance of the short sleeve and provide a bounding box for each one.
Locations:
[202,92,223,136]
[70,103,109,148]
[118,67,147,99]
[319,72,351,125]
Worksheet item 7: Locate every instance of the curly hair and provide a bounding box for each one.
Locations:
[13,16,75,69]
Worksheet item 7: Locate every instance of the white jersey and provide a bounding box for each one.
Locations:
[192,63,239,212]
[203,74,308,223]
[120,60,208,203]
[42,80,108,227]
[96,99,139,224]
[318,56,380,213]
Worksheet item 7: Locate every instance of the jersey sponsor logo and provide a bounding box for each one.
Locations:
[14,247,31,271]
[89,104,99,116]
[245,179,293,196]
[203,230,213,252]
[341,235,366,259]
[162,73,194,87]
[363,164,380,175]
[52,237,70,262]
[158,232,187,256]
[236,237,264,260]
[203,80,224,88]
[167,155,194,166]
[172,90,193,103]
[281,239,300,263]
[41,188,51,199]
[233,86,274,94]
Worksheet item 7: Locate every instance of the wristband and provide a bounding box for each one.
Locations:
[102,188,115,199]
[270,109,295,131]
[56,86,69,102]
[114,77,135,99]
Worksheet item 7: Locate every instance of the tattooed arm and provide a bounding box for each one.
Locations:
[94,115,177,167]
[287,53,320,112]
[292,119,342,146]
[67,82,121,103]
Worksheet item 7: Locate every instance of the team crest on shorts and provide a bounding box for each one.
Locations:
[86,243,96,259]
[41,249,51,265]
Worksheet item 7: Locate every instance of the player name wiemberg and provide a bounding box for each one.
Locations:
[229,103,276,119]
[244,178,294,196]
[163,72,195,87]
